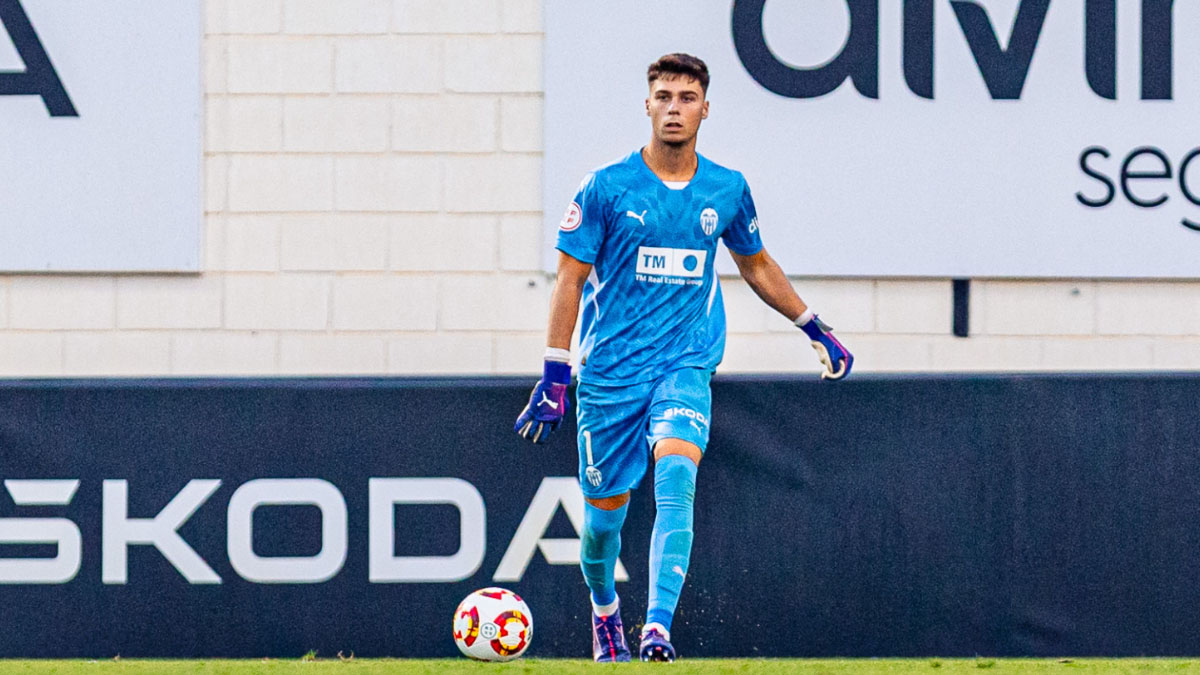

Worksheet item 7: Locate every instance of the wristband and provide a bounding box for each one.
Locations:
[796,310,830,341]
[542,358,571,384]
[544,347,571,363]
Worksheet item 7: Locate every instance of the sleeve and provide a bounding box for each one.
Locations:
[720,176,764,256]
[554,173,607,264]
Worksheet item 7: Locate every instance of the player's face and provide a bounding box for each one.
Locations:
[645,76,708,147]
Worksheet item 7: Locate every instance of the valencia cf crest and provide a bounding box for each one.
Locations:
[699,208,718,235]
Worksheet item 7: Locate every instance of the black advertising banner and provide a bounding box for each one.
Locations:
[1,375,1199,658]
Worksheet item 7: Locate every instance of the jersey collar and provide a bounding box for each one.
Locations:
[634,147,706,189]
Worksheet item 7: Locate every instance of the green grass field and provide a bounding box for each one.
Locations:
[0,660,1198,674]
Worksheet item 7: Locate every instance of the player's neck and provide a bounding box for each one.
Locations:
[642,141,698,182]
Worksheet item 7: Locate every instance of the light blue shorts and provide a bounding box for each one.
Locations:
[574,367,712,499]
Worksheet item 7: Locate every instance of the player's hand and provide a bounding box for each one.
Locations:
[796,312,853,380]
[514,358,572,443]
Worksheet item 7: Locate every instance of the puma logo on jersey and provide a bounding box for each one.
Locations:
[625,210,647,226]
[539,393,559,410]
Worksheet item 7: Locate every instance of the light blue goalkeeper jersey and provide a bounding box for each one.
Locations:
[555,149,764,385]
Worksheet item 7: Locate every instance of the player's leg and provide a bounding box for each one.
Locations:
[581,491,628,615]
[575,378,653,662]
[582,491,630,662]
[640,368,712,662]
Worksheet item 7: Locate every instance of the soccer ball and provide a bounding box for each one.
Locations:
[452,587,533,661]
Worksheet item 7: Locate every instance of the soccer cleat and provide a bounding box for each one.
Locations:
[639,626,676,662]
[591,609,631,662]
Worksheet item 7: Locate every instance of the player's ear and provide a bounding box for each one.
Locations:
[645,98,651,116]
[701,100,709,119]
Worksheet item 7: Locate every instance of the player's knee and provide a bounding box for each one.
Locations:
[654,454,697,509]
[586,491,630,512]
[655,457,696,490]
[653,438,702,465]
[583,496,628,542]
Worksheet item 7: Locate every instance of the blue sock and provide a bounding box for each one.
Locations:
[581,501,628,607]
[646,454,697,633]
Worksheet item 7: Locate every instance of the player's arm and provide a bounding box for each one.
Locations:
[545,252,592,350]
[514,251,592,443]
[728,247,853,380]
[728,247,806,321]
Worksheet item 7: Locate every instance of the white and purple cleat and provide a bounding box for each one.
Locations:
[639,625,676,662]
[591,610,631,662]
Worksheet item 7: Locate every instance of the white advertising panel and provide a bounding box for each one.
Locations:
[0,0,201,272]
[544,0,1200,278]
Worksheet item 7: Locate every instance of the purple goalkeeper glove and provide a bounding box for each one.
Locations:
[514,357,571,444]
[796,311,853,380]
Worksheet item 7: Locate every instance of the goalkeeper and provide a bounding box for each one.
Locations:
[514,53,853,663]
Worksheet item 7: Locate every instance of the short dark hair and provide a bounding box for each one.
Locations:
[647,53,709,94]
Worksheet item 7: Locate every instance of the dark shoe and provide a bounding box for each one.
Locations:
[592,609,631,662]
[639,626,676,662]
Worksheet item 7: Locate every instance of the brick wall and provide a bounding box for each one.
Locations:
[0,0,1196,377]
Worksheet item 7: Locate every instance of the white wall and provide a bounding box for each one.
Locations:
[0,0,1196,377]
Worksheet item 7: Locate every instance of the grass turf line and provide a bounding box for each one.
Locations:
[0,660,1198,673]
